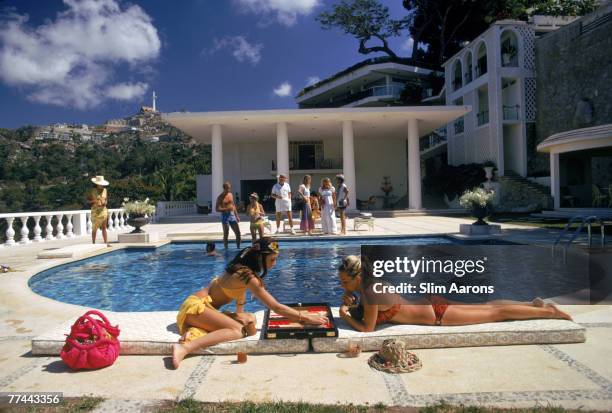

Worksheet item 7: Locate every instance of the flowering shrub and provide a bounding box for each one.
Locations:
[121,198,156,216]
[459,188,495,210]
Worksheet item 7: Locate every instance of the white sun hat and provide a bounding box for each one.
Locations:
[91,175,109,186]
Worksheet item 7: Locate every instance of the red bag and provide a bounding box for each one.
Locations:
[60,310,120,370]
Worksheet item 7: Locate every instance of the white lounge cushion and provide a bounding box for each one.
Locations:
[31,310,308,356]
[311,308,585,353]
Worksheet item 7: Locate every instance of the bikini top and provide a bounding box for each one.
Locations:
[212,265,260,300]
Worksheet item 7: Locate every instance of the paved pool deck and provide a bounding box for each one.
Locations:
[0,216,611,411]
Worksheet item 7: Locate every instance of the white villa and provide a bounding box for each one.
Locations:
[443,20,536,177]
[295,57,441,108]
[163,106,467,212]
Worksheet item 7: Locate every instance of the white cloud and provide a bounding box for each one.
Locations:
[0,0,160,109]
[234,0,320,26]
[210,35,263,65]
[306,76,320,86]
[105,82,148,101]
[273,81,292,97]
[401,38,414,54]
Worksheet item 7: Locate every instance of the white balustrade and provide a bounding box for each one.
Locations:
[55,214,65,239]
[154,201,197,222]
[65,214,74,238]
[45,216,54,241]
[32,216,42,242]
[0,208,128,247]
[5,217,15,246]
[19,217,30,244]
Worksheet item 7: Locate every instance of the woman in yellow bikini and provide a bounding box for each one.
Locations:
[173,238,328,369]
[87,176,109,245]
[246,193,265,242]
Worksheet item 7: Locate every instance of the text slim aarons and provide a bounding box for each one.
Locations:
[370,256,495,295]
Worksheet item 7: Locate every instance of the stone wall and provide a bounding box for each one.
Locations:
[532,6,612,174]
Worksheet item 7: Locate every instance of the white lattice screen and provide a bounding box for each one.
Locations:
[524,77,536,121]
[517,25,535,69]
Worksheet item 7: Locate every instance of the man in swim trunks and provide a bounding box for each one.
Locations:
[216,181,241,249]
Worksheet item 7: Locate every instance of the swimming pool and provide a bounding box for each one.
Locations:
[29,237,455,312]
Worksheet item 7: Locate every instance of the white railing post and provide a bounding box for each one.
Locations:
[55,214,65,239]
[19,217,30,244]
[65,214,74,238]
[118,212,125,228]
[4,217,15,246]
[73,212,88,236]
[32,215,42,242]
[86,213,92,235]
[45,216,54,241]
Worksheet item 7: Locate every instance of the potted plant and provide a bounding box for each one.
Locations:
[459,188,495,226]
[502,44,517,65]
[122,198,156,233]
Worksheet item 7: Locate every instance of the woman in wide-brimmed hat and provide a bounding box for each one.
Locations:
[87,175,109,245]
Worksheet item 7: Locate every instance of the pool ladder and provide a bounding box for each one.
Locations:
[553,215,606,249]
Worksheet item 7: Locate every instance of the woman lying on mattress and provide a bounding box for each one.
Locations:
[172,237,328,369]
[337,255,572,333]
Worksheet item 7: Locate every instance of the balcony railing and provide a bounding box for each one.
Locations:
[476,60,487,77]
[326,84,404,107]
[454,118,464,134]
[503,105,520,120]
[464,71,473,84]
[477,110,490,126]
[420,127,447,152]
[0,209,128,247]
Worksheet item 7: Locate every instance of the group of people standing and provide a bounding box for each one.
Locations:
[216,174,350,248]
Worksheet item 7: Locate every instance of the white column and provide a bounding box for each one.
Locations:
[342,120,357,211]
[550,152,560,209]
[407,118,422,210]
[276,122,290,179]
[211,124,224,216]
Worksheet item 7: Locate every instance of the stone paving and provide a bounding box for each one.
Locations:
[0,216,611,411]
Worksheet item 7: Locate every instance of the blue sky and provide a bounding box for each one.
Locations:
[0,0,411,128]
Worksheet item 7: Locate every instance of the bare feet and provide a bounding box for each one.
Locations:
[172,343,188,369]
[546,303,572,321]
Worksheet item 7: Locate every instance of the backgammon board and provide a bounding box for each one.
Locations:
[261,303,338,339]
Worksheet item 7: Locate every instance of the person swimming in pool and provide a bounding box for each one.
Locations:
[172,237,329,369]
[205,242,219,257]
[337,255,572,333]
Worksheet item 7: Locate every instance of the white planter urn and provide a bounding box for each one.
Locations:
[483,166,494,190]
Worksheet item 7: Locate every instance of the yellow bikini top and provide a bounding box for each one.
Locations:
[212,265,261,300]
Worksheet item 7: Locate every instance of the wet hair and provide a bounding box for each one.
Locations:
[206,242,216,253]
[338,255,361,278]
[226,237,279,278]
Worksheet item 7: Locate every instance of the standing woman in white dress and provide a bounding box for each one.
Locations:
[318,178,337,235]
[298,175,315,235]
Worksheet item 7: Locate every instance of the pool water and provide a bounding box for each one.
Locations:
[29,237,454,312]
